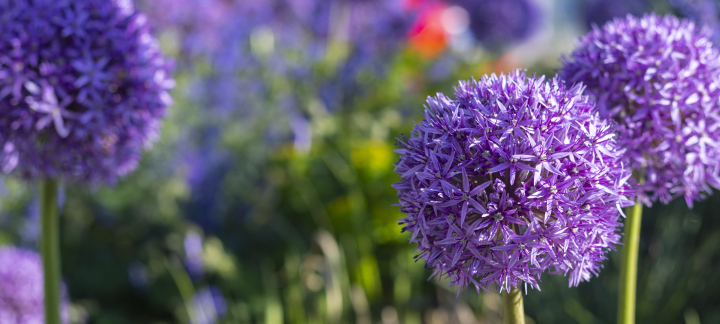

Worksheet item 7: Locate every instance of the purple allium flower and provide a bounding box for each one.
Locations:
[0,247,69,323]
[183,231,204,279]
[671,0,720,45]
[560,14,720,207]
[448,0,540,49]
[0,0,174,184]
[393,70,634,292]
[191,286,227,324]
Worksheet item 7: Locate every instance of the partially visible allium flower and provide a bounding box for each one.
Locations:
[582,0,649,30]
[393,70,634,292]
[0,0,174,184]
[136,0,236,57]
[671,0,720,45]
[191,286,227,324]
[182,126,232,232]
[448,0,540,49]
[0,247,69,323]
[560,14,720,206]
[183,231,204,279]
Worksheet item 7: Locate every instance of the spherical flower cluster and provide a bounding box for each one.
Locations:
[449,0,539,49]
[0,247,69,323]
[0,0,174,184]
[393,70,634,292]
[560,14,720,206]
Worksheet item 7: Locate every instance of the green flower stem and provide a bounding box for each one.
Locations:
[618,200,643,324]
[165,259,197,324]
[41,179,61,324]
[503,287,525,324]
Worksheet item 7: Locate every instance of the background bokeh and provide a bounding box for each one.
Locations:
[1,0,719,323]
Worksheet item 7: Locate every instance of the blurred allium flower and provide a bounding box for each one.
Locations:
[671,0,720,45]
[0,247,69,323]
[127,261,148,289]
[448,0,540,49]
[191,286,227,324]
[182,126,231,231]
[0,0,174,184]
[582,0,649,30]
[183,231,205,279]
[393,70,634,292]
[136,0,236,57]
[560,14,720,206]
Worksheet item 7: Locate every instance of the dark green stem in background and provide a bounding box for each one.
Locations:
[41,179,61,324]
[618,200,643,324]
[503,287,525,324]
[165,258,197,324]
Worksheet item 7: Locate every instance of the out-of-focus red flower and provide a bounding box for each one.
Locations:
[407,1,448,58]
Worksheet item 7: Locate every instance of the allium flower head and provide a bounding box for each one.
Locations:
[393,70,634,292]
[449,0,540,49]
[560,14,720,206]
[0,0,174,183]
[0,247,69,323]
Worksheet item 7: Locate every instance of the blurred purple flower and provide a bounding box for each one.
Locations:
[560,14,720,207]
[191,286,227,324]
[672,0,720,45]
[144,0,412,114]
[183,231,204,279]
[289,112,312,153]
[448,0,540,49]
[0,247,70,323]
[182,126,232,232]
[20,196,40,245]
[128,261,148,289]
[582,0,650,30]
[393,70,634,292]
[137,0,239,58]
[0,0,174,184]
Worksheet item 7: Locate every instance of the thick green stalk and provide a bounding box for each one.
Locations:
[41,179,61,324]
[503,287,525,324]
[618,201,643,324]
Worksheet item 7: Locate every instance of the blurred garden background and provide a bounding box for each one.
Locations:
[1,0,720,323]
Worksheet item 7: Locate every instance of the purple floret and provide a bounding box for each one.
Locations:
[0,0,174,184]
[0,247,70,324]
[560,14,720,207]
[393,70,634,292]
